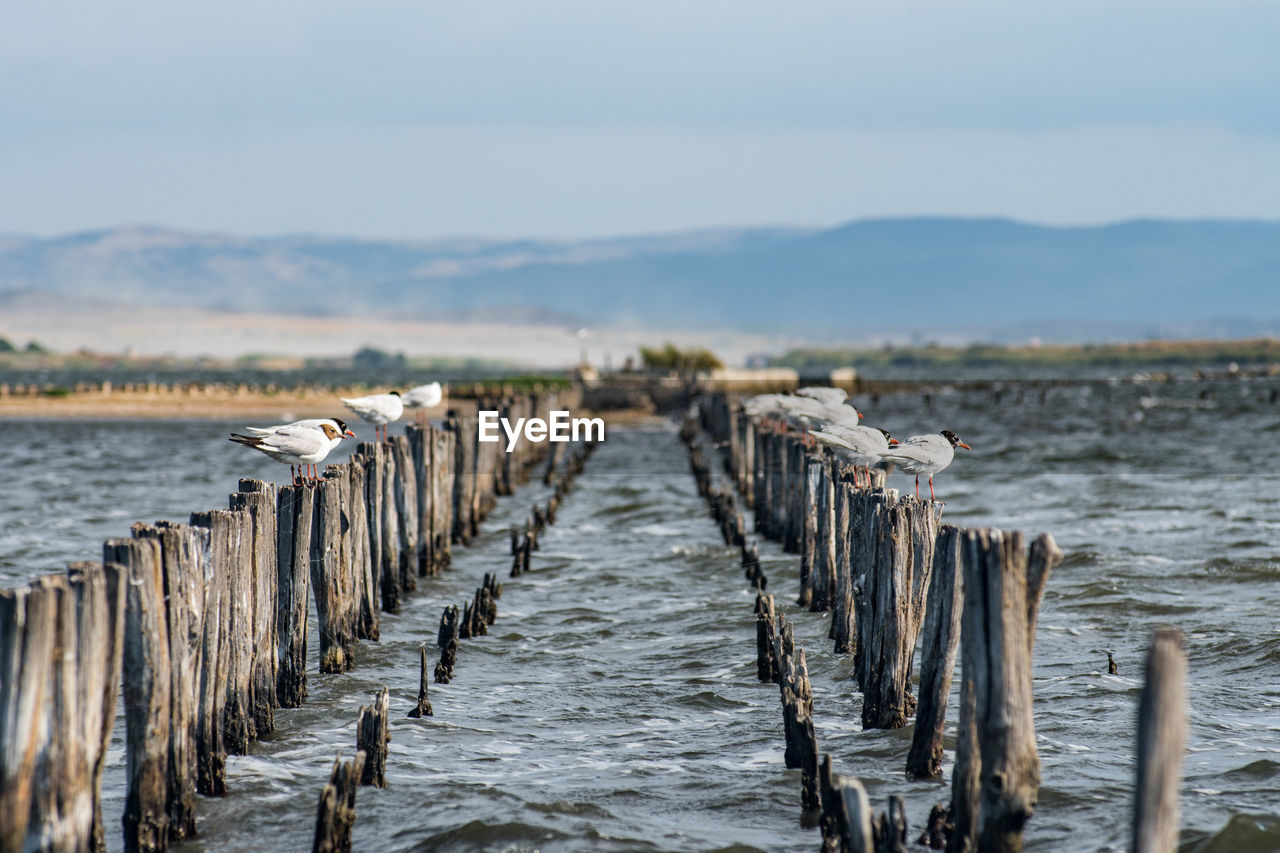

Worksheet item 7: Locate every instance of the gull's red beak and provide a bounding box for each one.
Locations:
[889,438,900,446]
[958,441,971,450]
[858,412,865,419]
[344,429,357,438]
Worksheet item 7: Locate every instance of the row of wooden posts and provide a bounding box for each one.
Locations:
[309,433,599,852]
[691,393,1189,853]
[0,390,578,853]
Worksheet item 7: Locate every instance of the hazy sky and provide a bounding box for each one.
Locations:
[3,1,1278,239]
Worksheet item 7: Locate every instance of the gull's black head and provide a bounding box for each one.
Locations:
[941,430,971,450]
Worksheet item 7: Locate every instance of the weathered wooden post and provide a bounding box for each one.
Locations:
[230,479,279,737]
[347,463,377,641]
[312,751,366,853]
[71,561,126,852]
[906,524,964,779]
[357,687,390,788]
[276,483,315,707]
[779,648,821,812]
[0,581,56,852]
[382,438,411,598]
[953,530,1061,853]
[798,456,819,607]
[431,427,455,571]
[310,475,357,673]
[1132,628,1187,853]
[108,536,173,852]
[130,524,205,838]
[449,413,477,544]
[193,507,256,756]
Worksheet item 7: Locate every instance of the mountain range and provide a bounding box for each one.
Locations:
[3,218,1279,341]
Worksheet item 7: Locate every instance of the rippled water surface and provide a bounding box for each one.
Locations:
[3,378,1280,852]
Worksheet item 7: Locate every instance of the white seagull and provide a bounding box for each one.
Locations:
[809,424,899,488]
[878,429,971,501]
[795,386,849,407]
[245,417,356,442]
[401,382,444,424]
[744,392,862,438]
[230,421,350,485]
[340,391,404,441]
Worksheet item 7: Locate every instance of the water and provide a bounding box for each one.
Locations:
[2,378,1280,851]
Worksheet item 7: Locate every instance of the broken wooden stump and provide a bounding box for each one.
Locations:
[407,646,434,718]
[357,687,390,788]
[312,751,366,853]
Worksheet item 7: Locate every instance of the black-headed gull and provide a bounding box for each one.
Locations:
[878,429,971,501]
[809,425,898,488]
[340,391,404,441]
[230,421,349,485]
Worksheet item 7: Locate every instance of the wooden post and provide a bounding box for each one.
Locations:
[958,530,1061,853]
[310,476,357,673]
[276,483,315,708]
[357,687,390,788]
[230,479,279,738]
[831,470,855,655]
[183,516,227,797]
[311,751,366,853]
[799,457,819,607]
[71,561,126,852]
[431,428,455,571]
[907,524,963,779]
[448,413,476,545]
[833,772,875,853]
[779,648,821,812]
[359,443,390,613]
[407,646,434,718]
[379,441,405,600]
[1132,628,1187,853]
[390,436,419,592]
[130,524,205,838]
[190,508,255,755]
[109,536,173,852]
[345,460,378,641]
[0,581,57,853]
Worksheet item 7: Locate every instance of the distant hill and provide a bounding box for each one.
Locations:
[2,218,1278,340]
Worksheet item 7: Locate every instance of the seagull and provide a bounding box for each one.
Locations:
[795,386,849,407]
[245,417,356,442]
[401,382,444,424]
[809,425,899,488]
[340,391,404,441]
[744,392,862,440]
[878,430,971,501]
[243,418,355,478]
[229,421,349,485]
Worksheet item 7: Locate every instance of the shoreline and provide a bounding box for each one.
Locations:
[0,389,662,424]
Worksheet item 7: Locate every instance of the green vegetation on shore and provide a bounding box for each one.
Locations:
[772,339,1280,372]
[639,343,723,371]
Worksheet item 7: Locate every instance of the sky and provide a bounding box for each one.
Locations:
[2,1,1279,240]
